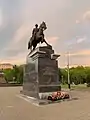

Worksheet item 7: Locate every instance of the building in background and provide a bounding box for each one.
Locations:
[0,63,13,70]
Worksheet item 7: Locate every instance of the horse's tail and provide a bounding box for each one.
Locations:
[28,40,30,49]
[28,37,32,49]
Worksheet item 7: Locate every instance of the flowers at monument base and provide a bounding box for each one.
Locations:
[47,91,70,101]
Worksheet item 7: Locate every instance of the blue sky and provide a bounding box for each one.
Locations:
[0,0,90,67]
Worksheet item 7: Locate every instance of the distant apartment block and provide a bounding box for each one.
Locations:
[0,63,13,70]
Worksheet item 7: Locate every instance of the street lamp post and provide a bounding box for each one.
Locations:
[67,52,71,89]
[61,75,64,84]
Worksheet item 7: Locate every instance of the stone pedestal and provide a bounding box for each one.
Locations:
[22,46,61,99]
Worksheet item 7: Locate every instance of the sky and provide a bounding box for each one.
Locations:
[0,0,90,67]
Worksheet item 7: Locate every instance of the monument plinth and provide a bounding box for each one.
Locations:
[22,46,61,99]
[21,21,61,104]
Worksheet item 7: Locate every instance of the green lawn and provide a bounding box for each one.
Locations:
[61,84,88,90]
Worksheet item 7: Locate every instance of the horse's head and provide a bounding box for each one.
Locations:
[39,21,47,31]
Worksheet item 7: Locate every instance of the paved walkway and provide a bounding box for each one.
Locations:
[0,87,90,120]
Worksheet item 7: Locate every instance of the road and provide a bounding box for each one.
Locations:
[0,87,90,120]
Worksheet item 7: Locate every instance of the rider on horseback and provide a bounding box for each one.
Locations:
[32,24,39,41]
[28,22,50,52]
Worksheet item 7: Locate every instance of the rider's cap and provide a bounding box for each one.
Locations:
[35,24,38,27]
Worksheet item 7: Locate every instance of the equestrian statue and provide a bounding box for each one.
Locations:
[28,21,51,53]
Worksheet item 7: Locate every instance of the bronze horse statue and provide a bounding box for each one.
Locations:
[28,22,50,53]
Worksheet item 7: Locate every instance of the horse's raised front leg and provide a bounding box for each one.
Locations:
[43,39,51,46]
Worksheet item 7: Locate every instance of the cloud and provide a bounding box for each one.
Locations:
[69,55,90,67]
[9,22,30,45]
[66,36,87,51]
[76,36,86,43]
[70,49,90,56]
[5,23,59,56]
[59,49,90,68]
[1,0,90,67]
[46,36,59,46]
[60,49,90,68]
[76,20,80,24]
[0,51,27,65]
[83,11,90,21]
[3,36,59,65]
[2,37,58,65]
[4,22,31,56]
[0,8,2,26]
[0,8,6,30]
[4,23,59,64]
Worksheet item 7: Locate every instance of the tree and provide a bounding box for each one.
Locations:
[85,67,90,84]
[13,65,19,82]
[3,69,14,83]
[13,65,24,84]
[58,68,62,81]
[17,66,23,84]
[69,66,87,85]
[59,68,68,84]
[59,66,90,85]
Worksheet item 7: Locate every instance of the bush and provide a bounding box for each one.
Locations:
[3,65,24,84]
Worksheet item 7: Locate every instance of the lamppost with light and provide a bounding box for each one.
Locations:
[67,52,71,89]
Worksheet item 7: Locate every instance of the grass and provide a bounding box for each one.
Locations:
[61,84,89,90]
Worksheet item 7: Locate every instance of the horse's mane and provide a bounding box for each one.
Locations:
[39,23,42,29]
[38,22,46,31]
[39,22,45,29]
